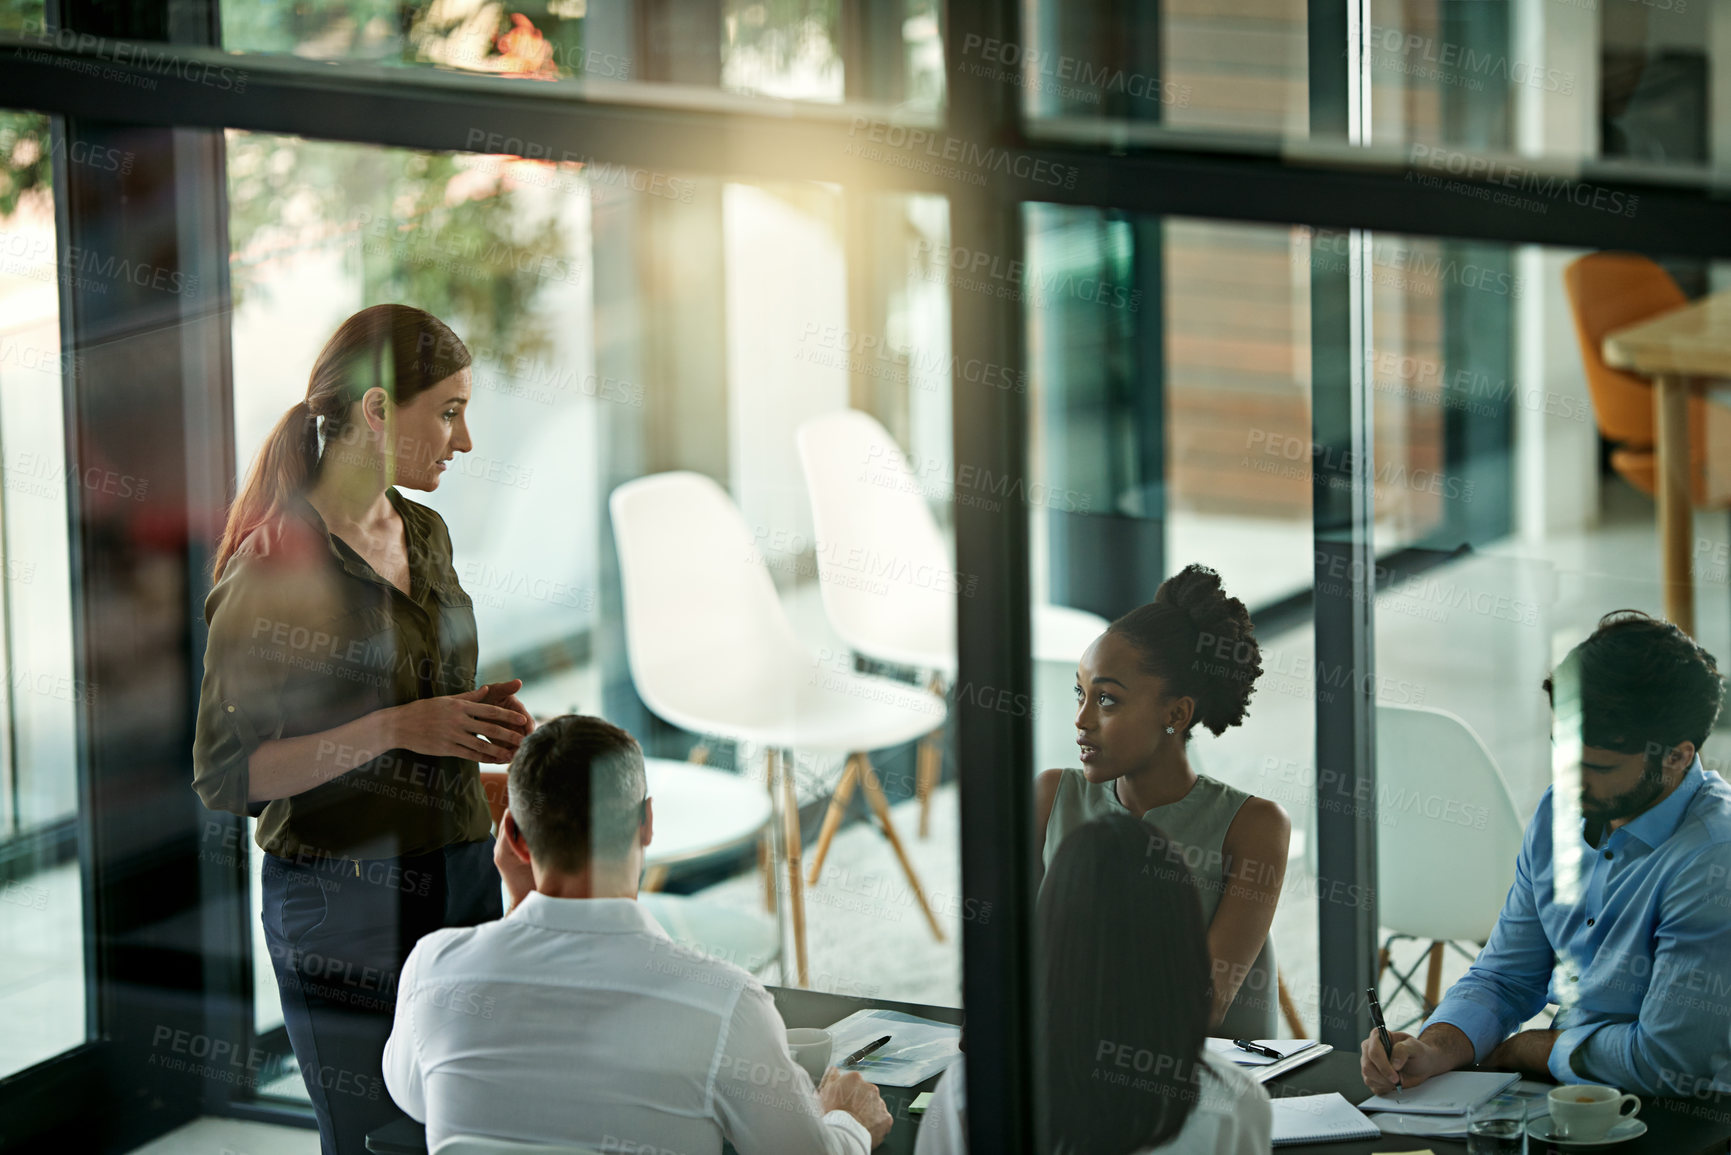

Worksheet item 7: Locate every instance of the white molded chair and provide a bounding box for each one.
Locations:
[609,472,950,985]
[1374,704,1526,1026]
[433,1136,603,1155]
[795,409,1109,837]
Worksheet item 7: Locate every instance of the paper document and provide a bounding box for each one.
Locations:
[1359,1070,1520,1115]
[1370,1112,1470,1140]
[822,1008,961,1088]
[1270,1093,1381,1145]
[1205,1037,1318,1066]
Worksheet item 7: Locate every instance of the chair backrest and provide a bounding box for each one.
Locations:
[1374,705,1527,943]
[433,1135,605,1155]
[1562,252,1687,448]
[795,410,956,669]
[608,472,809,736]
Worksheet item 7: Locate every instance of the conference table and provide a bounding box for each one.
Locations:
[1603,287,1731,638]
[1267,1048,1731,1154]
[367,984,1731,1153]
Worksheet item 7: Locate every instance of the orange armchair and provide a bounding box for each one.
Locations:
[1563,252,1731,506]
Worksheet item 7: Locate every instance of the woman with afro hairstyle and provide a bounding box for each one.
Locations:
[1036,564,1290,1038]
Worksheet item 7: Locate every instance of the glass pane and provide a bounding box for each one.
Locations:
[1022,0,1729,179]
[213,0,942,112]
[1026,206,1321,1058]
[0,109,91,1079]
[1368,0,1725,173]
[1020,0,1311,142]
[224,127,962,1119]
[1367,236,1731,1032]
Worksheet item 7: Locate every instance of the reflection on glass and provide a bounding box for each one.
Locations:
[0,109,89,1080]
[217,0,942,108]
[1023,0,1727,174]
[1026,207,1317,1042]
[226,130,964,1057]
[1022,0,1309,136]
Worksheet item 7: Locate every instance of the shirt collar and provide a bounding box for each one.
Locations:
[1615,756,1707,848]
[287,486,418,586]
[508,892,669,940]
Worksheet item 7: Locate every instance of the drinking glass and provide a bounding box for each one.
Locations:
[1468,1093,1527,1155]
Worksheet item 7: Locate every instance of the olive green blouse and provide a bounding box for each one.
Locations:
[192,487,492,860]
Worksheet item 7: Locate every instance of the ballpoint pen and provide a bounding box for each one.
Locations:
[1232,1038,1282,1060]
[1365,986,1402,1100]
[843,1035,892,1067]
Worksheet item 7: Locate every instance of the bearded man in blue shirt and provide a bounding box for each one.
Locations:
[1362,610,1731,1099]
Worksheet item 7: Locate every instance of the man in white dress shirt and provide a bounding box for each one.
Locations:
[383,715,891,1152]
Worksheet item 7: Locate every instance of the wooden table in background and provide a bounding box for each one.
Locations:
[1604,289,1731,638]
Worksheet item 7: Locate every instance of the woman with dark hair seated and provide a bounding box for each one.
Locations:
[1036,563,1289,1039]
[915,814,1271,1154]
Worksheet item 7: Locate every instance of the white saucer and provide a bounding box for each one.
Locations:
[1525,1113,1647,1147]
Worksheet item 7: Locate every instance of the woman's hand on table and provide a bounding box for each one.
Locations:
[386,688,529,763]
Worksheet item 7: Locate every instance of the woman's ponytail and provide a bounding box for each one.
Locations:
[211,401,320,583]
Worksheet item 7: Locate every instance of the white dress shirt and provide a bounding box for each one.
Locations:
[913,1049,1270,1155]
[383,892,872,1154]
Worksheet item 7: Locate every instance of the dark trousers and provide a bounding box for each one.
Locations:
[262,839,502,1155]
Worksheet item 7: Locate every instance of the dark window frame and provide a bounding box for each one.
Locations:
[3,0,1731,1150]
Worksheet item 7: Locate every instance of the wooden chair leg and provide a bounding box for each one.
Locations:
[916,733,940,839]
[759,834,775,912]
[1278,971,1307,1038]
[808,755,861,885]
[1378,946,1390,980]
[774,748,810,987]
[857,755,946,942]
[1424,941,1445,1012]
[642,865,669,893]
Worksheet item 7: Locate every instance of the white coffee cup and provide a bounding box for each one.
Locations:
[787,1028,833,1084]
[1548,1084,1641,1140]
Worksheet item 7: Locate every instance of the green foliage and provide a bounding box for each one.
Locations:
[0,0,43,36]
[726,0,840,70]
[0,111,51,219]
[226,133,565,359]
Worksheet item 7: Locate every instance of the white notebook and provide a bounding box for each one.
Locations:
[1269,1093,1381,1146]
[1205,1037,1318,1066]
[1358,1070,1520,1116]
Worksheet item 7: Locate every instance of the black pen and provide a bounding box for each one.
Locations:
[843,1035,892,1067]
[1233,1039,1282,1060]
[1365,986,1402,1100]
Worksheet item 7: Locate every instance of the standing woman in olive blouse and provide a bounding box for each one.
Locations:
[193,304,533,1155]
[1035,564,1290,1040]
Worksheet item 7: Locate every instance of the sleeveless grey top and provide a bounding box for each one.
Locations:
[1042,768,1280,1040]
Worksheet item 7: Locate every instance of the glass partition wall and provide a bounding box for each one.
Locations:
[2,0,1729,1151]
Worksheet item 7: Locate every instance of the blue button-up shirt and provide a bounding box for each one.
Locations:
[1427,759,1731,1097]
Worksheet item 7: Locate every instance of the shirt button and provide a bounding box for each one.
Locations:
[225,704,235,713]
[1587,918,1595,927]
[1569,975,1578,982]
[1604,851,1613,860]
